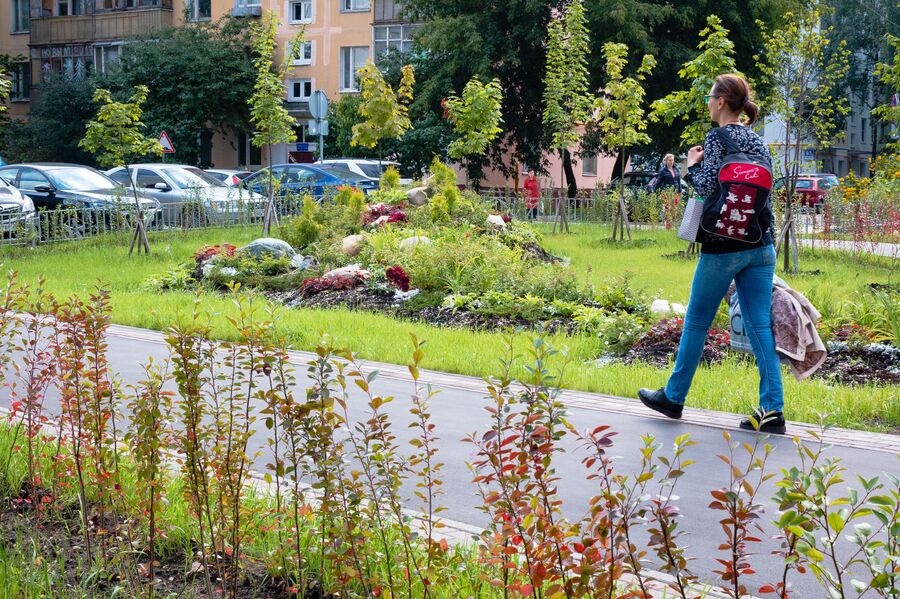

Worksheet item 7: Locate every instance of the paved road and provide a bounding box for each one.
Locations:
[4,324,897,596]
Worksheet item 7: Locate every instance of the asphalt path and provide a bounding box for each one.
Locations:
[4,326,897,596]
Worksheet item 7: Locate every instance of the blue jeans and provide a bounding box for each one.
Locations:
[665,244,783,412]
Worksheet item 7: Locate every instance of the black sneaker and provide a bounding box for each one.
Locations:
[739,411,786,435]
[637,388,683,419]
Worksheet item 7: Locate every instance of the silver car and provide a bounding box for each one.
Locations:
[0,173,37,240]
[106,164,267,227]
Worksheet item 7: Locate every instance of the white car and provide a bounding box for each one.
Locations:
[318,159,412,186]
[0,173,36,239]
[106,164,268,226]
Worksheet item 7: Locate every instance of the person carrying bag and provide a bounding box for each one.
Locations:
[638,74,786,434]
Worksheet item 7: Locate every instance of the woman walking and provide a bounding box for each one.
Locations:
[652,153,682,193]
[638,73,785,434]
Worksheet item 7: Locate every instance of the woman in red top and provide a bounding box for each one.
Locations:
[523,173,540,220]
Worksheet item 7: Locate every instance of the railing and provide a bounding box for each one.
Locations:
[0,195,303,247]
[29,6,174,45]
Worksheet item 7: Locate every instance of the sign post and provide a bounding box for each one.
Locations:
[309,90,329,163]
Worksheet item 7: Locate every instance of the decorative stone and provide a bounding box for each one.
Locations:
[323,264,369,280]
[239,238,295,259]
[651,299,686,317]
[399,235,431,252]
[486,214,507,229]
[341,234,365,256]
[218,267,239,278]
[372,215,391,226]
[291,254,317,270]
[407,187,429,206]
[201,262,216,277]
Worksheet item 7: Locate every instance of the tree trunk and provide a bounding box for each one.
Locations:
[262,143,279,236]
[126,165,150,255]
[562,148,578,200]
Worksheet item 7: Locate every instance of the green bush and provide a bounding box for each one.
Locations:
[279,196,323,249]
[380,165,401,190]
[142,264,195,292]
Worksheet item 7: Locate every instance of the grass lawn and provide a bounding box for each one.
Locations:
[2,225,897,432]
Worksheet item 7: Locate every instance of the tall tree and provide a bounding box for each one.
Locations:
[823,0,900,157]
[595,42,656,241]
[650,15,741,148]
[0,75,99,164]
[756,6,850,273]
[351,62,416,164]
[109,17,256,167]
[874,35,900,152]
[80,85,164,255]
[446,76,504,186]
[248,11,303,235]
[543,0,593,233]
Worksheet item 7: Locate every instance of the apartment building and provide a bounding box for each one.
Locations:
[3,0,413,168]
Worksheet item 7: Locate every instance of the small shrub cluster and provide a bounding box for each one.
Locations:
[300,272,368,296]
[362,201,407,226]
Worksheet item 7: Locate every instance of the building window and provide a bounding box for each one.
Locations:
[10,63,30,101]
[582,153,597,176]
[340,46,369,91]
[188,0,211,21]
[290,41,313,65]
[288,78,313,101]
[374,24,416,60]
[861,118,867,143]
[12,0,29,31]
[93,44,122,75]
[40,45,93,81]
[289,0,313,23]
[57,0,88,16]
[341,0,370,12]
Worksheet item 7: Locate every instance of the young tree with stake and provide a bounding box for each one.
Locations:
[595,42,656,242]
[543,0,593,234]
[755,7,850,273]
[352,62,415,167]
[445,76,504,187]
[80,85,163,255]
[248,11,304,236]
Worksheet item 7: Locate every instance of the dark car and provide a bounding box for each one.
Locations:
[0,163,160,215]
[241,163,379,200]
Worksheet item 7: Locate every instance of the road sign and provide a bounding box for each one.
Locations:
[158,131,175,154]
[295,143,310,152]
[307,119,329,136]
[802,148,816,162]
[309,90,329,120]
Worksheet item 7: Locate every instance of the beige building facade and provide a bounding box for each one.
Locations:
[3,0,404,168]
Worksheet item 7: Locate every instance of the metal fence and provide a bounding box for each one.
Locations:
[0,196,313,247]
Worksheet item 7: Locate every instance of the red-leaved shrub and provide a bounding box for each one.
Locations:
[384,265,410,291]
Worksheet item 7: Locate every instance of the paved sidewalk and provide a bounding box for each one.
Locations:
[800,238,899,258]
[108,322,900,455]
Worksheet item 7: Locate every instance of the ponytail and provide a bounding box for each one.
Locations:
[713,74,759,125]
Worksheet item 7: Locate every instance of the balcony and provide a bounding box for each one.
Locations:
[29,7,174,46]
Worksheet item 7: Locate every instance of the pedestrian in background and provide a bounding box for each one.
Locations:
[637,73,785,434]
[653,153,683,194]
[523,172,540,220]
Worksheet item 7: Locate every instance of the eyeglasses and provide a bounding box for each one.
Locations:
[704,94,718,102]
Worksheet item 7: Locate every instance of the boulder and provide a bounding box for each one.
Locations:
[486,214,507,229]
[407,187,429,207]
[399,235,431,252]
[323,264,369,280]
[650,299,687,317]
[372,215,391,227]
[341,234,365,256]
[239,238,295,260]
[291,254,318,270]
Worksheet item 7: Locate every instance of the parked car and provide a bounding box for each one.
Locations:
[206,169,253,187]
[240,163,379,200]
[0,163,160,237]
[772,175,836,212]
[106,164,267,226]
[0,174,36,239]
[319,159,412,185]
